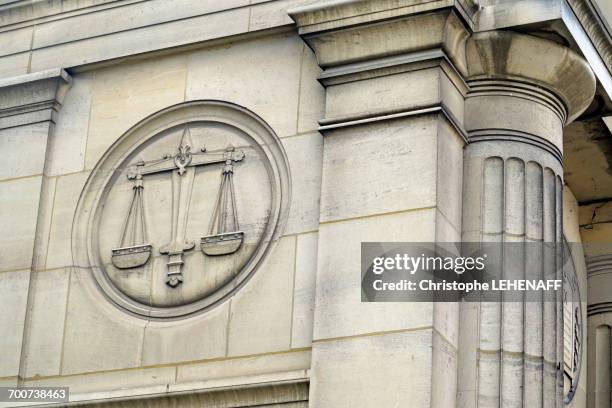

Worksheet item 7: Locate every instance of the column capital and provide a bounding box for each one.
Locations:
[466,30,596,124]
[289,1,472,75]
[0,68,72,130]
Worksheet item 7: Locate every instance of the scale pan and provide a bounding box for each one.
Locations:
[201,231,244,256]
[111,244,152,269]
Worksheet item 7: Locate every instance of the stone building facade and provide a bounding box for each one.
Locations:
[0,0,611,407]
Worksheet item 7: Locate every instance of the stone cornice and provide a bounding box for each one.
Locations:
[289,0,477,34]
[566,0,612,74]
[289,3,471,75]
[0,68,71,129]
[0,0,130,28]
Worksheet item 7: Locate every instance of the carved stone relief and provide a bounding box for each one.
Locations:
[72,101,290,319]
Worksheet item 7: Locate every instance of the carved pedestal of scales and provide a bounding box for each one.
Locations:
[111,128,245,287]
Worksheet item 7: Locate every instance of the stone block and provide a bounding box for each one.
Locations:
[0,53,30,78]
[21,268,70,378]
[325,68,440,122]
[291,232,318,349]
[30,177,56,272]
[297,45,325,134]
[431,330,458,407]
[0,123,50,180]
[29,7,250,73]
[314,209,437,340]
[249,0,320,35]
[24,365,176,395]
[177,349,311,383]
[46,73,92,177]
[310,330,433,408]
[186,33,303,138]
[0,27,32,57]
[45,172,90,270]
[32,0,250,49]
[227,236,296,356]
[320,116,438,223]
[0,176,43,271]
[85,54,187,169]
[61,268,146,375]
[436,118,465,232]
[142,302,229,366]
[0,270,30,377]
[283,132,322,235]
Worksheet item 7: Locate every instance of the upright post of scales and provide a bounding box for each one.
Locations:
[111,127,246,287]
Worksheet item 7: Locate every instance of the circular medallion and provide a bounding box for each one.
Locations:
[72,101,290,319]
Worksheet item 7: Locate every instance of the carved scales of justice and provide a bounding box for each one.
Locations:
[111,127,246,287]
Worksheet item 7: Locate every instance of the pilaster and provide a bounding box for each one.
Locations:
[0,69,71,382]
[290,2,471,407]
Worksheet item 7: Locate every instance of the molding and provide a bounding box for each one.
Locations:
[319,49,469,95]
[318,103,468,143]
[562,1,612,99]
[467,129,564,165]
[566,0,612,74]
[289,0,476,35]
[289,5,471,75]
[466,30,596,124]
[0,68,71,129]
[586,253,612,275]
[467,79,567,124]
[588,302,612,316]
[54,377,309,407]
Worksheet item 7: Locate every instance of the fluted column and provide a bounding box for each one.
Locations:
[457,31,595,408]
[583,234,612,407]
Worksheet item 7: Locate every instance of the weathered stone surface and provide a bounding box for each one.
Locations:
[0,27,32,57]
[0,53,29,77]
[0,123,50,180]
[46,73,92,177]
[314,209,437,341]
[45,172,90,270]
[25,365,176,395]
[0,176,43,272]
[61,268,146,375]
[310,330,433,408]
[324,66,464,126]
[177,349,311,383]
[290,6,469,74]
[85,55,187,169]
[297,37,325,134]
[466,30,596,123]
[142,303,229,366]
[0,69,71,129]
[227,236,295,356]
[291,232,318,349]
[186,33,303,138]
[283,132,323,235]
[436,119,464,233]
[21,268,70,378]
[320,116,439,223]
[0,270,30,377]
[32,0,250,50]
[29,7,250,73]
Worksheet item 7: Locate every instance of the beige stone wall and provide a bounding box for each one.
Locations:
[0,30,324,403]
[0,1,608,407]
